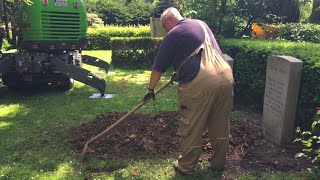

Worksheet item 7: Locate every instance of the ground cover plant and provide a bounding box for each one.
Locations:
[0,50,318,179]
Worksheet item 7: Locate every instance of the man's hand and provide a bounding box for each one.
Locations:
[143,88,155,101]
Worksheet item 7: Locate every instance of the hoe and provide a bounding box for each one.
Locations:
[80,79,173,162]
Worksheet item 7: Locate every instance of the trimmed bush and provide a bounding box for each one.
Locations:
[87,25,150,50]
[220,39,320,126]
[111,37,162,69]
[110,37,319,126]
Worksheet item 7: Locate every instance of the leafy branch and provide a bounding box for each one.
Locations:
[294,117,320,165]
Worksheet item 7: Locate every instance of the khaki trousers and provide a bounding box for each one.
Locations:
[177,69,233,173]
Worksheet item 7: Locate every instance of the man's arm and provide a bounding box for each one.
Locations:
[148,70,162,89]
[142,70,162,101]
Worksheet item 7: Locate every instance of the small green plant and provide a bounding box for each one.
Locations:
[231,110,248,122]
[294,113,320,166]
[1,39,11,51]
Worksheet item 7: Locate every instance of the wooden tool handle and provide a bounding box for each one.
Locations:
[86,79,173,145]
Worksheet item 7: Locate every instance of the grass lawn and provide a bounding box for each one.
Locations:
[0,50,318,179]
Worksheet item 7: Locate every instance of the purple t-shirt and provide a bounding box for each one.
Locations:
[152,18,223,84]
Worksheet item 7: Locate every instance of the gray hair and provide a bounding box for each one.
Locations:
[160,7,183,26]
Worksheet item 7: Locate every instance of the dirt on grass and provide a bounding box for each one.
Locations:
[68,110,311,176]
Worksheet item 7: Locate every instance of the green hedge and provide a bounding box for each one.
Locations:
[85,23,320,50]
[87,25,150,50]
[220,39,320,126]
[110,37,320,126]
[111,37,162,69]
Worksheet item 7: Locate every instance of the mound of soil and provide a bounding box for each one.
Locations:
[68,111,311,175]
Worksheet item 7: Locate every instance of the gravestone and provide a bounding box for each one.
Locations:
[223,54,234,70]
[262,55,303,145]
[150,17,166,37]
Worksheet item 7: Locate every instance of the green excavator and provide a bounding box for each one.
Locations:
[0,0,108,96]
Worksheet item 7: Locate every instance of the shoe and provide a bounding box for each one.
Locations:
[173,161,194,176]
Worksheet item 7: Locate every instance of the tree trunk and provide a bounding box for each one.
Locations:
[2,0,10,40]
[280,0,289,17]
[310,0,320,23]
[217,0,227,33]
[220,0,226,18]
[212,0,218,21]
[277,0,300,23]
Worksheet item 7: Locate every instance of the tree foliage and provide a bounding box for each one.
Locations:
[152,0,181,17]
[127,1,155,25]
[0,0,22,44]
[85,0,98,13]
[91,0,154,25]
[184,0,212,20]
[96,0,128,25]
[184,0,302,38]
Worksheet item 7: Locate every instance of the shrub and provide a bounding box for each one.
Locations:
[220,39,320,126]
[294,114,320,166]
[87,25,150,50]
[220,15,246,38]
[87,13,104,27]
[109,37,320,126]
[111,37,162,69]
[272,23,320,43]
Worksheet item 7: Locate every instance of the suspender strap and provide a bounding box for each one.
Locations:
[175,45,203,78]
[175,20,209,81]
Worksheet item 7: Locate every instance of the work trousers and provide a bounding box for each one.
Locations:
[177,68,234,173]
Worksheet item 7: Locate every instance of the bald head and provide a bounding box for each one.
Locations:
[160,7,183,32]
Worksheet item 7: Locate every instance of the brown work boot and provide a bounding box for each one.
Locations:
[173,160,194,176]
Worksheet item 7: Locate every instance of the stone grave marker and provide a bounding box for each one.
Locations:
[262,55,303,145]
[150,17,166,37]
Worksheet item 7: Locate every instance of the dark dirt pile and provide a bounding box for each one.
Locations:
[68,111,311,174]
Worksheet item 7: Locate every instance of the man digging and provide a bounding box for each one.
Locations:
[143,7,234,176]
